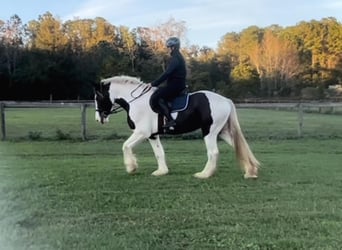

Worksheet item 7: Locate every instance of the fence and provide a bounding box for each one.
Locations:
[237,102,342,137]
[1,101,342,140]
[1,102,92,141]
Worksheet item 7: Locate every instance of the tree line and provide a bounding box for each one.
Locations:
[0,12,341,100]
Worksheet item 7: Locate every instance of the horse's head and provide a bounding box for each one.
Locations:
[94,82,112,124]
[94,75,148,123]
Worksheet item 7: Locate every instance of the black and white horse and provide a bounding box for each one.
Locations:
[94,75,259,179]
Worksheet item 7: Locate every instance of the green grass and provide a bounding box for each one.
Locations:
[1,138,342,249]
[4,107,123,140]
[1,108,342,249]
[237,108,342,139]
[4,107,342,140]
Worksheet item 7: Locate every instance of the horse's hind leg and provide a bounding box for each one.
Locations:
[194,134,219,179]
[148,136,169,176]
[122,131,146,174]
[219,126,233,147]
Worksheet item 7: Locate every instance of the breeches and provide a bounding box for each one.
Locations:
[149,85,183,113]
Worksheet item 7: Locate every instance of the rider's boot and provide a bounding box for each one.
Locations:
[158,99,176,129]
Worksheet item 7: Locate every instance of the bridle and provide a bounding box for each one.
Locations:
[96,83,152,115]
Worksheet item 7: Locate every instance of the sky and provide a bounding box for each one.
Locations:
[1,0,341,49]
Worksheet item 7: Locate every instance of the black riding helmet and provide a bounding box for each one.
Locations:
[166,37,180,49]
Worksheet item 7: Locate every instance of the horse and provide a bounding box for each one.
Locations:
[94,75,259,179]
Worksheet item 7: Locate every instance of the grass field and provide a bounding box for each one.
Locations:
[1,108,342,249]
[3,106,342,140]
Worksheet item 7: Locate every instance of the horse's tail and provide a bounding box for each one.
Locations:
[227,101,259,178]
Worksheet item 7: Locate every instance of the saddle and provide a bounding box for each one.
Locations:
[167,88,190,113]
[155,89,190,135]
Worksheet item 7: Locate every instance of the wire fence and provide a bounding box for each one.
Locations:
[1,101,342,141]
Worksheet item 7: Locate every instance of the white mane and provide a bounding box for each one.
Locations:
[101,75,143,85]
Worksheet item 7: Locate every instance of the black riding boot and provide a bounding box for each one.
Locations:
[158,99,176,128]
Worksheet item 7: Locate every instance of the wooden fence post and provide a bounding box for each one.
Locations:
[1,103,6,141]
[81,104,87,140]
[297,103,303,137]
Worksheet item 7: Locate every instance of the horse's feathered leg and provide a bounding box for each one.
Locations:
[148,136,169,176]
[122,131,146,174]
[194,134,219,179]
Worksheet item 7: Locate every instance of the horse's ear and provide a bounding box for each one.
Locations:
[104,83,110,91]
[94,83,105,96]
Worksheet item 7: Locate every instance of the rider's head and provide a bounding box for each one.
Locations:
[166,37,180,51]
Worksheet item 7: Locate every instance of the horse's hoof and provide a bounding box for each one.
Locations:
[193,172,210,179]
[126,167,137,174]
[244,174,258,179]
[151,169,169,176]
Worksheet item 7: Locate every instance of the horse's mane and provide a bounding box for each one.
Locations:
[101,75,143,85]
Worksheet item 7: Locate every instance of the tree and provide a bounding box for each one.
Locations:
[217,32,240,68]
[290,18,342,87]
[64,17,116,52]
[118,26,138,72]
[92,17,116,45]
[1,12,341,100]
[230,64,260,97]
[186,46,230,93]
[136,17,187,72]
[0,14,25,87]
[27,12,67,51]
[257,29,300,95]
[64,19,93,52]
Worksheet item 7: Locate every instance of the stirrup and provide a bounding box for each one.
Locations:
[163,120,176,129]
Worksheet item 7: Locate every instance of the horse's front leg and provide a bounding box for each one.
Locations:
[148,136,169,176]
[122,131,146,174]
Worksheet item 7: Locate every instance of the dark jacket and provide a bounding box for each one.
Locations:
[151,49,186,89]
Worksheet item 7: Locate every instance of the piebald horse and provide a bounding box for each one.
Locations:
[94,75,259,179]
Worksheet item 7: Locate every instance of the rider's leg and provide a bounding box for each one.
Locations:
[149,88,162,114]
[150,87,176,128]
[158,98,176,127]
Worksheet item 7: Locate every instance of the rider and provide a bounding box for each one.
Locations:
[148,37,187,128]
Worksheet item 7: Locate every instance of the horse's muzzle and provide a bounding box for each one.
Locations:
[95,111,109,124]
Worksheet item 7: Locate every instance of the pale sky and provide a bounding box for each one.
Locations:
[1,0,341,48]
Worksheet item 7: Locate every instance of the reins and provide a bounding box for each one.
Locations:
[109,83,152,114]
